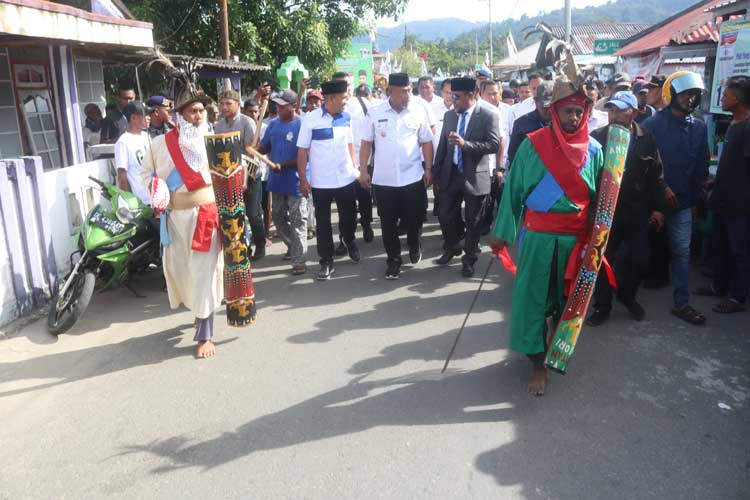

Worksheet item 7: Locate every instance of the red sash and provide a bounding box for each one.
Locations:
[523,131,616,293]
[165,128,219,252]
[527,127,591,210]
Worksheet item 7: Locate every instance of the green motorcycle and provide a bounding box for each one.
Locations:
[47,176,161,335]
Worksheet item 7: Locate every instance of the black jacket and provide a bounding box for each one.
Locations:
[592,123,666,227]
[434,101,500,196]
[507,108,547,167]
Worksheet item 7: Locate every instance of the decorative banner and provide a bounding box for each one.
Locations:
[544,125,630,375]
[710,19,750,114]
[336,41,373,87]
[205,131,257,327]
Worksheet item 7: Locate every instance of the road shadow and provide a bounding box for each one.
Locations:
[123,362,531,473]
[0,324,237,398]
[348,321,506,374]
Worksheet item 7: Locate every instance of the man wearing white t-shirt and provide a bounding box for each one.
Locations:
[115,101,151,206]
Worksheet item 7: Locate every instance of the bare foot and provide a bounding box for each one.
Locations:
[196,340,216,359]
[527,366,549,396]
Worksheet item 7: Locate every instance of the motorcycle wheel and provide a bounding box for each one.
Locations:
[47,270,95,335]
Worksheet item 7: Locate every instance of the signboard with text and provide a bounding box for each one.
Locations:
[335,42,373,87]
[593,39,623,55]
[710,19,750,114]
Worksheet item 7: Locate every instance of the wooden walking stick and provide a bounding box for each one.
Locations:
[442,256,495,373]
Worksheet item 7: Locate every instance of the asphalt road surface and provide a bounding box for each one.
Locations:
[1,213,748,500]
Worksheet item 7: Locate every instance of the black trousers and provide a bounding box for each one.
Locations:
[312,181,358,265]
[375,180,427,265]
[356,181,373,226]
[593,221,650,310]
[481,177,503,232]
[646,224,670,284]
[437,170,485,265]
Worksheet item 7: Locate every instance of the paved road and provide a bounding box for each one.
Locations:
[1,214,748,500]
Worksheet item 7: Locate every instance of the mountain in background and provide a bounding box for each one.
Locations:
[375,18,478,52]
[375,0,698,53]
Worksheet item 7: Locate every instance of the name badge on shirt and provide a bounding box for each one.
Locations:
[377,118,388,138]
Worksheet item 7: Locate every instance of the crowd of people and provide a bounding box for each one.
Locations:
[82,67,749,394]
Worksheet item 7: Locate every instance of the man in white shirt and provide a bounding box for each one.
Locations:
[416,77,446,123]
[479,80,509,234]
[114,101,151,206]
[509,73,543,134]
[335,72,375,244]
[297,79,361,280]
[359,73,434,280]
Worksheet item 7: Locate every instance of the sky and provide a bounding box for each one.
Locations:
[377,0,609,27]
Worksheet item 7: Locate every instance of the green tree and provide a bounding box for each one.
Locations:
[394,47,421,76]
[125,0,408,81]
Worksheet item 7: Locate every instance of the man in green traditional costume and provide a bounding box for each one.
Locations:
[491,80,605,396]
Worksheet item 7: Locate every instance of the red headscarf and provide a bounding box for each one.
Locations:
[549,93,591,172]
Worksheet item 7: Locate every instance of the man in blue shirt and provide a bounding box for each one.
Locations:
[259,89,307,275]
[642,71,709,325]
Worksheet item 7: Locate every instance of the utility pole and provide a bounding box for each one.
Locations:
[218,0,230,59]
[564,0,572,43]
[488,0,493,68]
[218,0,231,91]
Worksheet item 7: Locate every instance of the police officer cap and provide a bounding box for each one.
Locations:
[388,72,410,87]
[451,77,476,92]
[321,80,348,95]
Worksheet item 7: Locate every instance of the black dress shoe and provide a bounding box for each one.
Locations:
[619,297,646,321]
[436,249,461,265]
[409,246,422,265]
[345,241,361,263]
[316,263,334,281]
[363,224,374,243]
[586,308,610,326]
[335,241,348,256]
[461,261,475,277]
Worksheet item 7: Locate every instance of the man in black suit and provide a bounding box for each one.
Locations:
[433,77,501,277]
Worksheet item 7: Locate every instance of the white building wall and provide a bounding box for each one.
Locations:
[42,159,113,275]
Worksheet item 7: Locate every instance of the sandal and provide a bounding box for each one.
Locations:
[671,305,706,325]
[712,300,746,314]
[291,264,307,275]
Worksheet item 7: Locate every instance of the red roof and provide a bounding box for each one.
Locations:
[616,0,724,56]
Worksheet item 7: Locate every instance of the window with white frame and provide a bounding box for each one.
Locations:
[0,48,23,159]
[75,57,106,119]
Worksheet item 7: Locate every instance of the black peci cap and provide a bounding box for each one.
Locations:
[321,80,348,95]
[451,77,476,92]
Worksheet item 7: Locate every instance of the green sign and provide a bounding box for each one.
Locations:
[335,42,373,87]
[593,39,623,56]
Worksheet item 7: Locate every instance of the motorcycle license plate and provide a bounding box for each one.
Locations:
[91,210,125,234]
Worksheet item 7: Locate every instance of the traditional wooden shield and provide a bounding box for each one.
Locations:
[205,131,257,327]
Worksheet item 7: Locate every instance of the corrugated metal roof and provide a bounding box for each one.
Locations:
[704,0,740,12]
[615,0,724,56]
[166,54,269,72]
[548,23,653,55]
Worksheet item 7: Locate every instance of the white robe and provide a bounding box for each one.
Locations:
[142,135,223,319]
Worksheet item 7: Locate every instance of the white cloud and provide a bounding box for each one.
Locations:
[377,0,610,27]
